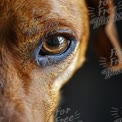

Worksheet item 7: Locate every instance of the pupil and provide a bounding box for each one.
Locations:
[47,36,64,46]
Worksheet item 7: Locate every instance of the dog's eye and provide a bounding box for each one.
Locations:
[41,36,69,55]
[34,30,77,67]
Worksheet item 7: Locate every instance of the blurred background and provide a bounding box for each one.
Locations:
[55,0,122,122]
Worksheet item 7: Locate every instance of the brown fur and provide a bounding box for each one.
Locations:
[0,0,121,122]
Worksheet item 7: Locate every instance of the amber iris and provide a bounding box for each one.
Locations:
[42,36,69,55]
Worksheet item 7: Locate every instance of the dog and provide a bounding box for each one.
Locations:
[0,0,121,122]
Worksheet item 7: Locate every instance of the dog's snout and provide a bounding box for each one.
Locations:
[0,103,28,122]
[0,46,48,122]
[0,111,31,122]
[0,112,21,122]
[0,51,31,122]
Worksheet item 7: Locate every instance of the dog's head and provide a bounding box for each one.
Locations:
[0,0,121,122]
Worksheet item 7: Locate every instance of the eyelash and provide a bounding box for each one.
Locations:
[34,30,77,67]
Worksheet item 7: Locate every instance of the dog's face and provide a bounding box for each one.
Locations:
[0,0,89,121]
[0,0,121,121]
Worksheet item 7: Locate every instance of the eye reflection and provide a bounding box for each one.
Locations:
[41,36,69,55]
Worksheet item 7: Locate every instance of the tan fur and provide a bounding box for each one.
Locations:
[0,0,121,122]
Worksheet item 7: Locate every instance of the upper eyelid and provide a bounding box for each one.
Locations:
[45,30,76,39]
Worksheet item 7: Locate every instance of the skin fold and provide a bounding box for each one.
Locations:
[0,0,121,122]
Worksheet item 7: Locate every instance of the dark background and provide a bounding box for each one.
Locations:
[55,1,122,122]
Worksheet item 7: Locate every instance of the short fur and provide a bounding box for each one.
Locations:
[0,0,121,122]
